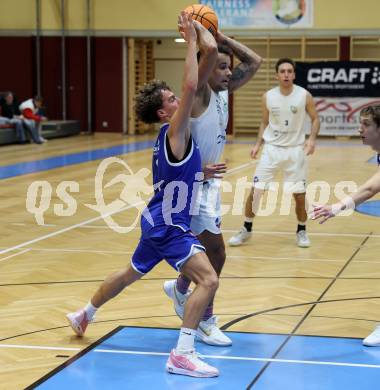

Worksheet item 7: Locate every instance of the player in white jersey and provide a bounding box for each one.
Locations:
[312,105,380,347]
[164,30,263,346]
[229,58,320,248]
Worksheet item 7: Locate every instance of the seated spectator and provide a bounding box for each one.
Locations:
[19,95,48,143]
[0,91,29,144]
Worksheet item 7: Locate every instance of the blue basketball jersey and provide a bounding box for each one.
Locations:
[141,123,202,234]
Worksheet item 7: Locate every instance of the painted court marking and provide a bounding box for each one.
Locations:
[0,162,256,256]
[0,343,379,370]
[0,249,30,263]
[95,348,380,369]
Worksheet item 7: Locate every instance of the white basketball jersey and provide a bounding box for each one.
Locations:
[263,85,307,147]
[190,90,229,166]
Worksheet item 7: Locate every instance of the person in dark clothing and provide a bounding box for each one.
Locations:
[0,92,28,143]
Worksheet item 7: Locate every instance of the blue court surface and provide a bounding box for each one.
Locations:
[28,326,380,389]
[0,141,154,180]
[356,200,380,217]
[367,154,380,165]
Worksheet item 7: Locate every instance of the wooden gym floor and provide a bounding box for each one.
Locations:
[0,133,379,388]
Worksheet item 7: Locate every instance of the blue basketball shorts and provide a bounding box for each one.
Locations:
[131,225,205,275]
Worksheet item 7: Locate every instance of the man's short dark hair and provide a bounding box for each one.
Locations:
[360,105,380,127]
[134,80,170,124]
[275,58,296,72]
[197,44,233,63]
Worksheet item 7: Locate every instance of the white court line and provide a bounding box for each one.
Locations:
[0,201,145,256]
[10,222,380,239]
[5,247,380,264]
[14,248,134,255]
[227,255,345,263]
[3,158,378,257]
[94,349,380,369]
[1,343,379,369]
[0,246,344,263]
[0,249,30,263]
[224,161,256,176]
[2,162,255,256]
[222,229,380,238]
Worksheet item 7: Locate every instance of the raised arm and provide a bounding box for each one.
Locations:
[216,32,262,94]
[168,12,198,158]
[304,92,320,156]
[194,22,218,91]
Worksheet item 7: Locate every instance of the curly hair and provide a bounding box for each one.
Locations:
[134,80,170,124]
[360,105,380,127]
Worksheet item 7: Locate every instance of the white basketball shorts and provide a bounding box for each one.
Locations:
[253,144,307,194]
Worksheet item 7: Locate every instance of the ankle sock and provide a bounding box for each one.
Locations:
[84,302,98,320]
[244,221,253,232]
[176,327,196,353]
[297,223,306,233]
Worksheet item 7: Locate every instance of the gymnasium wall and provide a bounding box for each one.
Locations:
[0,1,379,134]
[0,0,379,32]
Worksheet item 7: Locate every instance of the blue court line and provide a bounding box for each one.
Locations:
[29,327,380,390]
[0,141,154,180]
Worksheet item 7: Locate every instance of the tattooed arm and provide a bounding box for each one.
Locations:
[216,32,262,94]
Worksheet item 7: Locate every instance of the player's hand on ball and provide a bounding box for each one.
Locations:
[178,11,196,43]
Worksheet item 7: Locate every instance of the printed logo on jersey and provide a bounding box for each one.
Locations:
[290,105,298,114]
[153,139,160,155]
[215,216,221,228]
[217,134,226,144]
[215,95,228,127]
[253,176,259,183]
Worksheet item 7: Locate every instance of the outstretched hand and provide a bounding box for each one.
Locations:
[178,11,196,43]
[310,204,335,224]
[203,163,227,180]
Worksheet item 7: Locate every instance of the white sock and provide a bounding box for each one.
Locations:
[245,217,254,223]
[84,302,98,320]
[176,328,196,353]
[298,221,306,226]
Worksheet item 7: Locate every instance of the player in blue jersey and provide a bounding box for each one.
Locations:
[312,105,380,347]
[66,13,220,378]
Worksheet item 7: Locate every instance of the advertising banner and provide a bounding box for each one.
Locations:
[296,61,380,97]
[305,97,380,136]
[201,0,313,29]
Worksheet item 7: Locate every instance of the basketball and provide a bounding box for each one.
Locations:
[183,4,218,36]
